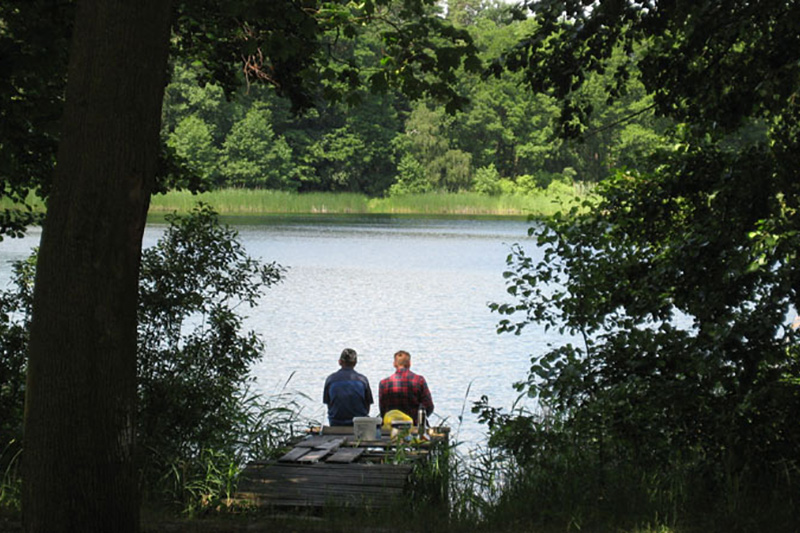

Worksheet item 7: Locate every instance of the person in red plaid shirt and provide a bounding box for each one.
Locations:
[378,350,434,423]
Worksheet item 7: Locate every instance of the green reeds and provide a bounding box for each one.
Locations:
[367,191,569,216]
[1,188,588,219]
[149,189,371,215]
[149,189,587,217]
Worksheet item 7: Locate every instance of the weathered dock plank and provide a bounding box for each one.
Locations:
[297,448,333,463]
[296,435,345,449]
[236,425,450,510]
[278,447,310,462]
[325,447,365,463]
[240,462,411,485]
[237,462,413,508]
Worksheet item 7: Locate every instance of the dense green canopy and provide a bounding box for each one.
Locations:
[482,1,800,530]
[2,0,674,217]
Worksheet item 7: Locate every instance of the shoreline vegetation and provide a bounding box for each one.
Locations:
[1,187,590,221]
[149,187,589,218]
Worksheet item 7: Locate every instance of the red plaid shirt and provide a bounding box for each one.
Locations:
[379,368,434,422]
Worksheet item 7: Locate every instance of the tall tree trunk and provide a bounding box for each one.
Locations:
[23,1,172,531]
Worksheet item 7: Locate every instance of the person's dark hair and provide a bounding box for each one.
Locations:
[340,348,358,365]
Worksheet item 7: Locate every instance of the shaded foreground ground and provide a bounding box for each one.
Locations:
[144,510,483,533]
[1,515,435,533]
[0,508,473,533]
[140,514,501,533]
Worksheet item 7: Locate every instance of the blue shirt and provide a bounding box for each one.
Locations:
[323,367,374,426]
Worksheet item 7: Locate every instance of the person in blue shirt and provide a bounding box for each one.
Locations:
[323,348,374,426]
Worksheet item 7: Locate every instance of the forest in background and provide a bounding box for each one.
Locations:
[160,0,669,198]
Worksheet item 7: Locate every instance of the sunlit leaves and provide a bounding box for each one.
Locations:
[503,0,800,135]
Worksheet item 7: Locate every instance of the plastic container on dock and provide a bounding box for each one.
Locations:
[353,416,382,440]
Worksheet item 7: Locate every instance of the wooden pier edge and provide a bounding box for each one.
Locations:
[235,425,450,510]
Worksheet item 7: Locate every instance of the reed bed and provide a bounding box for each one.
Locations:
[148,189,371,215]
[149,189,583,217]
[368,191,571,216]
[1,188,585,218]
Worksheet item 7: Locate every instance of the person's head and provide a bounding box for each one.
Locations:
[393,350,411,370]
[339,348,358,368]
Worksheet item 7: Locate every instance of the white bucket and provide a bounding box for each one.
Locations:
[353,416,381,440]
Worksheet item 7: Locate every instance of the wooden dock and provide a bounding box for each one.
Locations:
[236,426,448,509]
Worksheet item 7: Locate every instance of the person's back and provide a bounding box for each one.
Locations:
[323,348,373,426]
[379,350,434,422]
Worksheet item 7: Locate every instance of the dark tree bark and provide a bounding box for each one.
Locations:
[22,1,173,531]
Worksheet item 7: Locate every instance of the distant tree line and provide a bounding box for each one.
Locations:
[161,0,670,197]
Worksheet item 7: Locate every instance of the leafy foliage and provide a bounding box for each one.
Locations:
[477,1,800,530]
[496,0,800,137]
[219,103,296,189]
[137,204,284,462]
[156,1,672,197]
[171,0,481,113]
[0,0,483,237]
[0,255,36,448]
[0,0,72,237]
[1,0,677,210]
[472,164,501,196]
[0,205,297,509]
[167,115,221,188]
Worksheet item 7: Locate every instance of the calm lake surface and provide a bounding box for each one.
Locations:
[0,215,559,448]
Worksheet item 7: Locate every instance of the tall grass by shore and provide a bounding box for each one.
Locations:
[147,189,584,217]
[1,188,587,219]
[368,191,570,216]
[148,189,370,215]
[150,189,576,216]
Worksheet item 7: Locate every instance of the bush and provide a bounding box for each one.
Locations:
[0,255,35,449]
[545,178,575,198]
[389,154,432,196]
[136,203,288,502]
[472,164,502,196]
[497,178,517,195]
[515,170,568,195]
[0,203,298,511]
[482,161,800,530]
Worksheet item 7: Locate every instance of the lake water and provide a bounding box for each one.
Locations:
[0,215,558,449]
